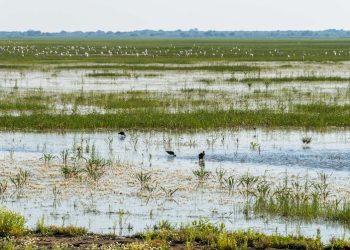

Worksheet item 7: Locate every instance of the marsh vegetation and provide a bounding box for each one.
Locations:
[1,39,350,247]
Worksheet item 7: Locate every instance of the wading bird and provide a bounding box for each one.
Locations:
[118,131,126,137]
[198,151,205,160]
[166,151,176,157]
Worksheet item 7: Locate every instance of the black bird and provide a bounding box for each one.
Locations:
[198,151,205,160]
[118,131,126,137]
[166,151,176,157]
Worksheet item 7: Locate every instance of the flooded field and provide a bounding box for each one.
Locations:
[1,40,350,248]
[1,129,350,242]
[1,62,350,93]
[1,61,350,121]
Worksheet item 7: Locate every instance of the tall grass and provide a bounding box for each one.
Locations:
[252,172,350,225]
[1,107,350,131]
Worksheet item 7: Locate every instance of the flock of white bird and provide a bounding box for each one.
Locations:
[1,42,350,59]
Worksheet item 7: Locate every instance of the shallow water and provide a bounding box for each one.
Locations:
[1,62,350,118]
[1,62,350,240]
[1,62,350,94]
[1,129,350,241]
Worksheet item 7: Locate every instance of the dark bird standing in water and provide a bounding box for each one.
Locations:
[253,127,257,138]
[166,151,176,157]
[118,131,126,137]
[198,151,205,160]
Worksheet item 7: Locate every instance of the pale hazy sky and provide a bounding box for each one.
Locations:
[0,0,349,32]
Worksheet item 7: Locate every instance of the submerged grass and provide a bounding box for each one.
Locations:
[57,64,262,72]
[86,72,132,78]
[229,76,350,83]
[0,100,47,112]
[252,172,350,226]
[0,91,50,112]
[0,87,350,130]
[1,40,350,131]
[0,90,222,114]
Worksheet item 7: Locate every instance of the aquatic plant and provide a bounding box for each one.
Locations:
[256,178,271,201]
[75,145,83,159]
[144,183,158,198]
[84,157,107,182]
[52,185,61,206]
[224,175,237,195]
[60,149,69,165]
[236,76,350,84]
[313,172,331,205]
[160,186,179,199]
[215,167,226,188]
[192,164,210,182]
[0,181,8,199]
[61,163,82,179]
[3,101,350,131]
[251,171,350,225]
[9,169,30,191]
[302,136,312,145]
[86,72,132,78]
[135,170,152,190]
[239,173,259,201]
[250,141,260,151]
[41,153,56,166]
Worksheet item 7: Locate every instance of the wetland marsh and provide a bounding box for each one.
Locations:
[1,39,350,248]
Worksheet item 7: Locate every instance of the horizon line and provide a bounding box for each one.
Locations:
[1,28,349,33]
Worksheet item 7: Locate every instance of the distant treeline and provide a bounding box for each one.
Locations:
[1,29,350,39]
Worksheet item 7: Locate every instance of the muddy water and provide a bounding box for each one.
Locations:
[0,129,350,241]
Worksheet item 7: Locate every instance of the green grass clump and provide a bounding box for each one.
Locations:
[293,104,350,114]
[0,209,26,237]
[254,193,350,224]
[144,220,323,250]
[36,218,87,236]
[0,101,47,112]
[326,239,350,250]
[0,64,29,69]
[86,72,132,78]
[0,91,50,112]
[61,91,174,110]
[199,78,216,84]
[252,172,350,226]
[228,76,350,83]
[41,225,87,236]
